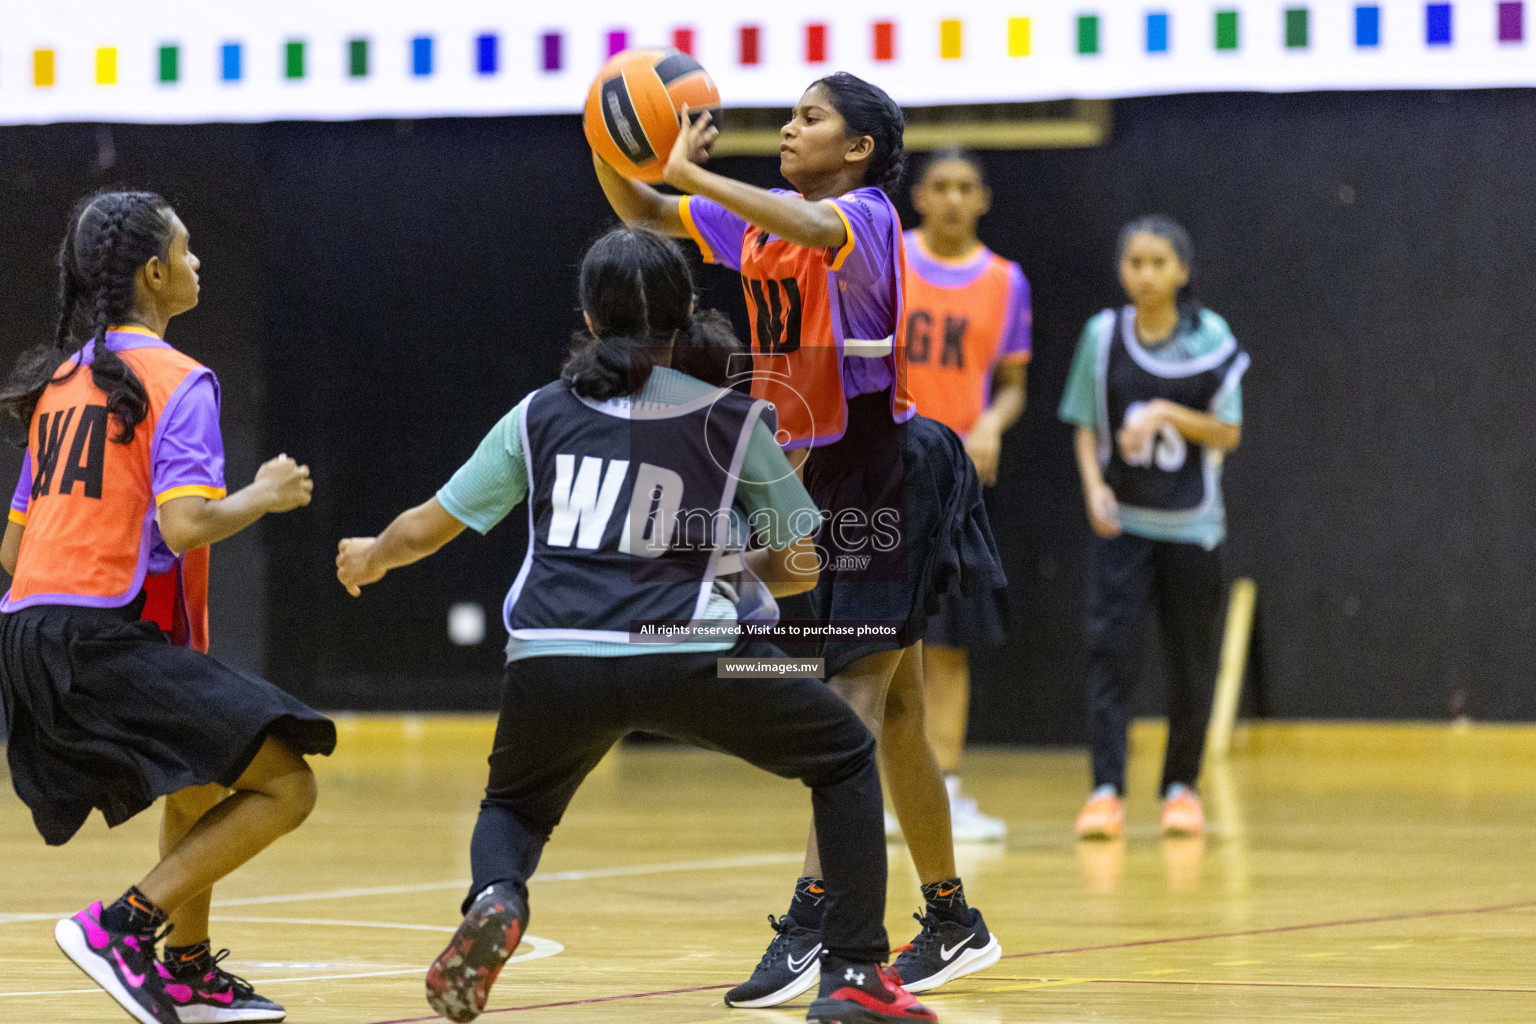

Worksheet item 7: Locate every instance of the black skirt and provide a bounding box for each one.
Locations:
[0,599,336,846]
[924,587,1010,650]
[799,392,1007,676]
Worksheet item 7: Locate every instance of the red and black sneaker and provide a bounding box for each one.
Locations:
[806,957,938,1023]
[425,883,527,1023]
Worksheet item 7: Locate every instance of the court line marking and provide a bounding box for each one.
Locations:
[0,912,81,924]
[0,931,564,999]
[13,877,1531,1012]
[355,896,1536,1024]
[251,935,564,985]
[366,983,735,1024]
[969,978,1094,993]
[0,852,806,923]
[982,976,1536,995]
[210,915,454,933]
[0,968,447,1000]
[211,852,804,908]
[1000,898,1536,960]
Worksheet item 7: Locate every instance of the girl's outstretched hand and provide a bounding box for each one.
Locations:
[336,537,384,597]
[663,104,719,190]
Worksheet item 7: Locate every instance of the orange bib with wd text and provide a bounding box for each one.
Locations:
[738,216,916,449]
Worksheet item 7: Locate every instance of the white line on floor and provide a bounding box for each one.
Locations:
[210,915,455,932]
[210,881,470,908]
[0,912,68,924]
[0,852,804,925]
[251,934,565,985]
[209,851,805,907]
[541,852,804,883]
[0,934,564,998]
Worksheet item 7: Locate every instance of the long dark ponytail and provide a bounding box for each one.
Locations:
[1,190,172,444]
[812,72,906,193]
[563,226,743,400]
[1117,214,1203,334]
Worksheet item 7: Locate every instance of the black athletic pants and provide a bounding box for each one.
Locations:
[465,640,890,963]
[1085,533,1223,796]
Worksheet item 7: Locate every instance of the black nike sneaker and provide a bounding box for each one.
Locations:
[890,909,1001,993]
[160,949,287,1023]
[426,883,528,1023]
[725,915,823,1008]
[807,956,937,1023]
[54,901,177,1024]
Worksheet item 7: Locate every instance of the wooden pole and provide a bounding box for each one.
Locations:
[1205,578,1257,764]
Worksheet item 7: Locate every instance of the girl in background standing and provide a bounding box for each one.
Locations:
[1058,215,1248,841]
[899,148,1029,843]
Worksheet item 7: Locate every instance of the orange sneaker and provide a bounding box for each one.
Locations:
[1075,788,1125,840]
[1161,786,1205,837]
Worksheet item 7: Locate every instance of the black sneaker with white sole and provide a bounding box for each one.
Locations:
[160,949,286,1023]
[891,908,1001,993]
[725,915,823,1008]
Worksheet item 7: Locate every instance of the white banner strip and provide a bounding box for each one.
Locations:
[0,0,1530,125]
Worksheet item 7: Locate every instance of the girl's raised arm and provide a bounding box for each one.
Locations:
[662,109,847,250]
[593,154,690,237]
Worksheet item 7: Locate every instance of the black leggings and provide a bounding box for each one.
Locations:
[465,641,889,963]
[1085,534,1223,795]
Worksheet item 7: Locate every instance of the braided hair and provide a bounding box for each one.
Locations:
[811,72,906,193]
[1,191,171,444]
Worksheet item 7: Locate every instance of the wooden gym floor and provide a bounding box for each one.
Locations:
[4,716,1536,1023]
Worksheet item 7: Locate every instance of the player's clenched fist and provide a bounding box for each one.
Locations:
[254,454,313,513]
[336,537,384,597]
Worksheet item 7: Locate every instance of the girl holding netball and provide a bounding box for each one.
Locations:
[337,226,934,1024]
[0,190,334,1024]
[1058,215,1249,840]
[594,73,1004,1004]
[899,148,1030,844]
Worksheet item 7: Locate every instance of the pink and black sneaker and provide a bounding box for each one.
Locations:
[158,949,286,1023]
[54,901,177,1024]
[425,883,528,1022]
[806,957,938,1024]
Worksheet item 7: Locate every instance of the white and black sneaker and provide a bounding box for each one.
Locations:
[161,950,286,1023]
[725,915,823,1008]
[891,908,1001,993]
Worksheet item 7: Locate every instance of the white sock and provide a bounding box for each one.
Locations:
[945,775,963,801]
